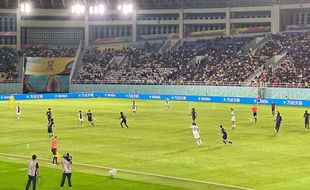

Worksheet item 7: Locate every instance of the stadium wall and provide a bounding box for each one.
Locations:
[69,84,258,97]
[1,84,310,100]
[0,91,307,107]
[265,88,310,100]
[70,85,310,100]
[0,83,23,94]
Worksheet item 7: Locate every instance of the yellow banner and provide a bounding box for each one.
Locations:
[25,57,74,76]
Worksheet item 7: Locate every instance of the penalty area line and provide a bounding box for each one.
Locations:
[0,152,255,190]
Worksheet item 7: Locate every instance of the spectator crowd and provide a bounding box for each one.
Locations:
[0,48,20,82]
[1,32,310,88]
[252,32,310,87]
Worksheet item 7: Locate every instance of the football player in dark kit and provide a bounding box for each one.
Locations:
[189,108,197,123]
[271,102,276,116]
[46,108,52,122]
[304,110,309,130]
[47,118,55,138]
[119,112,129,128]
[274,111,282,134]
[220,125,232,144]
[85,110,94,127]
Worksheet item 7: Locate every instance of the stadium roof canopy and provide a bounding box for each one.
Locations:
[1,0,310,9]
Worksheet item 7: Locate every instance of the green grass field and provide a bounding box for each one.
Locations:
[1,98,310,190]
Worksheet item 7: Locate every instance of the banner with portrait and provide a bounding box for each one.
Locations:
[23,57,74,93]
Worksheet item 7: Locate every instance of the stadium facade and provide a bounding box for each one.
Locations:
[0,0,310,48]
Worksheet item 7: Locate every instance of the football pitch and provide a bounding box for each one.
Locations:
[0,98,310,190]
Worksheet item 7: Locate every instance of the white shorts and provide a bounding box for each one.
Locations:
[132,109,137,112]
[193,132,200,139]
[16,112,21,115]
[79,118,83,122]
[231,116,236,122]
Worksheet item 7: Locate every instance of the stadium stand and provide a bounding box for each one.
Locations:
[253,32,310,87]
[22,47,76,57]
[0,48,20,83]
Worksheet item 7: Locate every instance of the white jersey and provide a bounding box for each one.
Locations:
[78,112,83,121]
[165,99,170,105]
[132,105,137,111]
[190,125,200,139]
[231,111,236,122]
[16,106,21,114]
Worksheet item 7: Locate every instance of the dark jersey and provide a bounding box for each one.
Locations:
[271,103,276,111]
[86,112,93,121]
[120,114,126,121]
[47,122,54,133]
[46,111,52,119]
[276,114,282,124]
[304,113,309,122]
[221,128,228,139]
[221,128,227,136]
[191,110,197,119]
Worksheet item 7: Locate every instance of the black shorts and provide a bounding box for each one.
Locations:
[121,120,127,123]
[305,120,309,125]
[222,134,227,140]
[88,118,93,122]
[253,112,257,117]
[48,127,52,133]
[51,148,57,155]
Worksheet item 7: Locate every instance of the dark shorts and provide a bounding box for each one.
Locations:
[48,127,53,133]
[122,120,127,123]
[305,120,309,124]
[88,118,93,122]
[222,134,227,140]
[51,148,57,155]
[253,112,257,117]
[192,117,196,120]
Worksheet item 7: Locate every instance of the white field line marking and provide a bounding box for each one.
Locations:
[0,152,255,190]
[0,168,27,173]
[17,168,28,171]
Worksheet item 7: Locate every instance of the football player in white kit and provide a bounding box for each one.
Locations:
[132,100,137,117]
[78,110,84,127]
[189,123,203,147]
[16,103,21,119]
[230,108,236,129]
[165,97,170,111]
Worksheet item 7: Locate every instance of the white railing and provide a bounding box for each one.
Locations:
[72,80,245,86]
[0,79,22,83]
[72,79,310,89]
